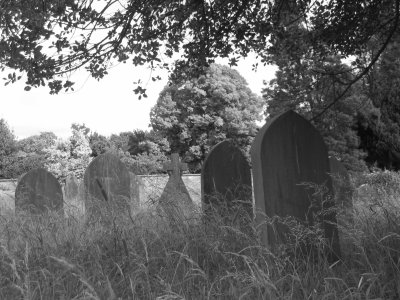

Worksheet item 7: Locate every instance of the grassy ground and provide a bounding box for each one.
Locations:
[0,171,400,299]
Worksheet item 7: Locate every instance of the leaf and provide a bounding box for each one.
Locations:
[24,86,31,91]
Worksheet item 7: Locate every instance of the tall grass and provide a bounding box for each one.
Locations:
[0,171,400,299]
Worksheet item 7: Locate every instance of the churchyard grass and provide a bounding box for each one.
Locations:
[0,171,400,299]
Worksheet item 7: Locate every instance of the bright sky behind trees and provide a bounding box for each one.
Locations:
[0,55,276,140]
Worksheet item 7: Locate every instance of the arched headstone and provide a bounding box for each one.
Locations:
[15,168,63,214]
[201,140,252,218]
[84,152,131,216]
[251,110,340,258]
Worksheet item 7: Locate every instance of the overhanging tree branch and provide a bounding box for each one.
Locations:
[310,0,400,122]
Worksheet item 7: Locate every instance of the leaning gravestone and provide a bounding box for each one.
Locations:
[329,157,353,209]
[201,140,253,219]
[15,168,63,214]
[251,110,340,259]
[157,153,196,226]
[129,172,144,209]
[84,152,131,218]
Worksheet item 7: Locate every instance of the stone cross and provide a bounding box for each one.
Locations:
[163,153,188,179]
[158,153,195,227]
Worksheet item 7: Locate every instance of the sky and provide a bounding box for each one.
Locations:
[0,55,277,140]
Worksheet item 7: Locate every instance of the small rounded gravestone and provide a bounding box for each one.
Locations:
[201,140,253,219]
[15,168,63,214]
[84,152,131,216]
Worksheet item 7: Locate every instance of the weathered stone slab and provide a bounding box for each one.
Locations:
[251,110,340,258]
[129,172,144,209]
[329,157,354,257]
[83,152,131,217]
[15,168,63,214]
[158,153,196,226]
[63,175,85,217]
[65,175,80,200]
[329,157,353,209]
[201,140,253,219]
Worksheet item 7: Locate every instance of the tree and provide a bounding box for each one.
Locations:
[0,119,16,158]
[5,131,59,177]
[0,119,17,178]
[17,132,57,154]
[89,132,110,157]
[150,63,263,171]
[109,132,133,152]
[1,0,398,111]
[356,35,400,170]
[263,46,376,171]
[0,126,58,178]
[124,130,170,174]
[44,124,92,182]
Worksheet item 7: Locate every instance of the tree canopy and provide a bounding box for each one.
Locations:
[150,63,263,171]
[1,0,399,104]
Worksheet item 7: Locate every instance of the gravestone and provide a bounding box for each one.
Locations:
[64,175,85,217]
[251,110,340,259]
[157,153,196,226]
[329,157,353,209]
[129,172,144,209]
[329,157,354,256]
[201,140,253,219]
[15,168,63,214]
[17,172,26,184]
[64,175,80,200]
[84,152,131,217]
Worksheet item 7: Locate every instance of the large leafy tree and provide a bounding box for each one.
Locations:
[17,132,57,153]
[262,43,376,171]
[89,132,111,157]
[0,120,54,178]
[1,0,398,109]
[357,35,400,170]
[125,130,170,174]
[44,124,92,181]
[150,63,263,171]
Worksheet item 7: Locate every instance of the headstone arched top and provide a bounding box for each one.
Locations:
[201,140,252,216]
[251,110,340,259]
[15,168,63,214]
[84,152,130,203]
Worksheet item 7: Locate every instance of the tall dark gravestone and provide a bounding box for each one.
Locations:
[201,140,253,218]
[84,152,131,216]
[251,110,340,258]
[15,168,64,214]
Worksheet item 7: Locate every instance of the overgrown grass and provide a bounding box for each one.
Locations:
[0,171,400,299]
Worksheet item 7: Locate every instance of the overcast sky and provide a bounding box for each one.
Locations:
[0,55,277,140]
